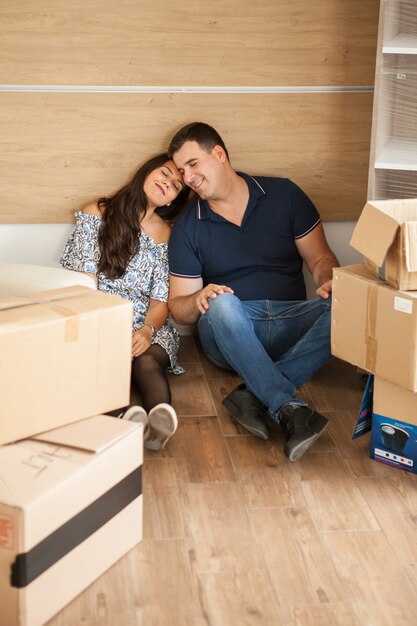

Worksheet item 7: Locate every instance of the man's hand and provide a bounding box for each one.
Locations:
[132,327,152,358]
[316,280,332,299]
[196,283,234,315]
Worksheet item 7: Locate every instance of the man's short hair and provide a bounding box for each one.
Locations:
[168,122,229,160]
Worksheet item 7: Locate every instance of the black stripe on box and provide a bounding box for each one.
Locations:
[11,465,142,588]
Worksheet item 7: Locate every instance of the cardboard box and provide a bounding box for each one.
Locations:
[0,286,133,445]
[0,415,143,626]
[354,375,417,474]
[331,264,417,392]
[350,198,417,290]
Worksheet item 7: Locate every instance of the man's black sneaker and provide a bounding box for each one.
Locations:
[222,383,270,440]
[279,404,329,462]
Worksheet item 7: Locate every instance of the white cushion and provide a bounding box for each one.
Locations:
[0,262,96,297]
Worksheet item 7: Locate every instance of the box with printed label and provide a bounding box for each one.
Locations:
[0,286,133,445]
[354,376,417,474]
[0,415,143,626]
[350,198,417,290]
[331,264,417,392]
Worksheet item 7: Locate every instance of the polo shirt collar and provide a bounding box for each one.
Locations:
[195,172,266,221]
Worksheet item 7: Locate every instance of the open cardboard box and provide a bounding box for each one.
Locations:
[331,264,417,392]
[0,286,133,445]
[350,198,417,290]
[0,415,143,626]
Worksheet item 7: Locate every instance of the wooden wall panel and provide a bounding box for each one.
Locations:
[0,92,373,223]
[0,0,379,86]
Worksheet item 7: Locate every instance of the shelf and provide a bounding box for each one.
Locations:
[368,1,417,199]
[383,34,417,54]
[375,140,417,170]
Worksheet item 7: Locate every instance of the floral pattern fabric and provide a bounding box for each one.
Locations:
[60,211,184,374]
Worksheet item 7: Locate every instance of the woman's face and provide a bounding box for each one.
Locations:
[144,160,184,208]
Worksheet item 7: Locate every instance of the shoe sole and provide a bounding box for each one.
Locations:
[122,406,150,441]
[144,404,178,451]
[285,416,329,462]
[222,397,269,440]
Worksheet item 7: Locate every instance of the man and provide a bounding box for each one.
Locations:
[167,122,339,462]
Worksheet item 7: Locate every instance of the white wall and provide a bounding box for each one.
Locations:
[0,224,74,267]
[304,221,362,298]
[0,222,362,298]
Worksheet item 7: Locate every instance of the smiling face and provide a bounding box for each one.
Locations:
[172,141,226,200]
[143,160,184,209]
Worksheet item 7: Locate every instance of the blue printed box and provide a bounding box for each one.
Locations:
[354,375,417,474]
[371,413,417,471]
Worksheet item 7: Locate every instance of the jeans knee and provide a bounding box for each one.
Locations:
[205,292,241,323]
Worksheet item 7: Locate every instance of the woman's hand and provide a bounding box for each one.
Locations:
[132,327,153,358]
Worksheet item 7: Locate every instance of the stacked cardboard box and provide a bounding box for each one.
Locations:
[332,198,417,474]
[0,286,144,625]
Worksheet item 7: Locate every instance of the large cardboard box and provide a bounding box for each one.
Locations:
[350,198,417,290]
[354,375,417,474]
[0,415,143,626]
[331,264,417,392]
[0,286,133,445]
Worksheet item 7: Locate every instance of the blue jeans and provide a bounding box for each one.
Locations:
[197,293,332,421]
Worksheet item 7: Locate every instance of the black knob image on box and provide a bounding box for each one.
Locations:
[380,424,409,455]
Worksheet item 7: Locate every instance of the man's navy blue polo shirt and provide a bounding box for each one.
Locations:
[168,173,321,301]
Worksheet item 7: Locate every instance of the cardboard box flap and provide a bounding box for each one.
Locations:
[0,417,140,509]
[405,222,417,272]
[373,197,417,221]
[336,263,386,283]
[0,285,92,313]
[350,202,400,266]
[31,415,139,453]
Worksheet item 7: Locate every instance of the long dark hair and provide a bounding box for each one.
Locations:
[96,153,189,279]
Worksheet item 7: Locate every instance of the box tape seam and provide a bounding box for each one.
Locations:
[365,284,378,372]
[10,465,142,588]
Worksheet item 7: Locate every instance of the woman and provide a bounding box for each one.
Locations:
[60,153,189,450]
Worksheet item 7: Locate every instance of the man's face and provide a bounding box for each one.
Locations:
[172,141,223,200]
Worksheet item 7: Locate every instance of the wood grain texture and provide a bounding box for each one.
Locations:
[196,570,284,626]
[45,353,417,626]
[277,603,357,626]
[0,92,373,223]
[142,457,188,540]
[0,0,378,86]
[166,416,237,484]
[249,506,345,606]
[357,474,417,565]
[225,436,306,508]
[322,529,417,626]
[169,362,215,416]
[289,451,379,531]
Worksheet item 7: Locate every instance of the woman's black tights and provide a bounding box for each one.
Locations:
[131,344,171,413]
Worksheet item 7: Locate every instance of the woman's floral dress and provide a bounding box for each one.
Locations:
[60,211,184,374]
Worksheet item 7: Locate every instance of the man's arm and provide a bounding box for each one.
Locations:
[295,223,339,299]
[169,275,234,324]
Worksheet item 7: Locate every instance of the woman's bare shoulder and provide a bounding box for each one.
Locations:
[82,202,102,216]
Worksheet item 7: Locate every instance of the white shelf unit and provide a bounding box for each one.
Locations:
[383,33,417,54]
[375,140,417,171]
[368,0,417,200]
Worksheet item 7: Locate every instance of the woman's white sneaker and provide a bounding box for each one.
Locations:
[122,406,150,441]
[144,403,178,451]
